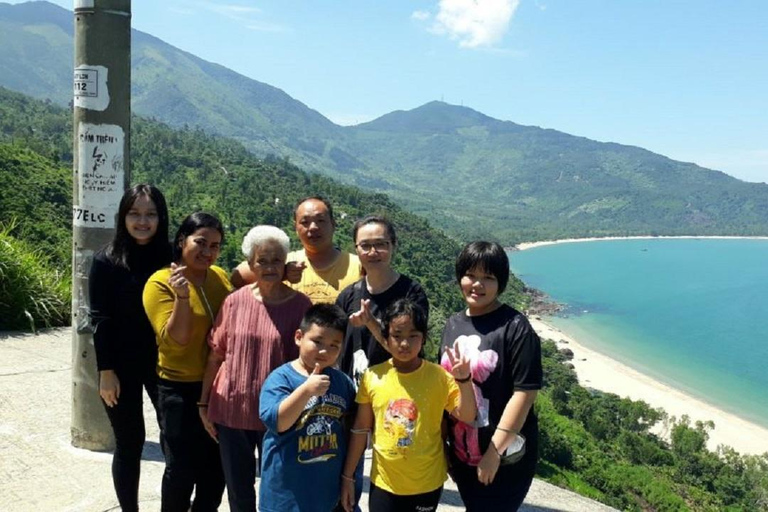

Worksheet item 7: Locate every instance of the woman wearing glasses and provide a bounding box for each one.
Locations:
[336,216,429,388]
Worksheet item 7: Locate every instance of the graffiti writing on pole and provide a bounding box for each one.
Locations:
[74,123,124,229]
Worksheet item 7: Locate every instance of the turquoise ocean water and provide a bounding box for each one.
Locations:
[508,238,768,428]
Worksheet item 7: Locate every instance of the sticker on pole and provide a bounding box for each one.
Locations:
[72,205,115,228]
[76,123,124,228]
[74,65,109,111]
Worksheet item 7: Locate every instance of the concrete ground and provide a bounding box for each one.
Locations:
[0,328,616,511]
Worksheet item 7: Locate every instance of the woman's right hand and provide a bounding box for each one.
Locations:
[340,478,355,512]
[198,406,218,441]
[99,370,120,407]
[349,299,373,328]
[168,262,190,298]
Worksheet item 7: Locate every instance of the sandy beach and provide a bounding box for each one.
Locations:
[515,235,768,252]
[530,317,768,456]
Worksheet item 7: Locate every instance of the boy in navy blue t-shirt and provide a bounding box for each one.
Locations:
[259,304,356,512]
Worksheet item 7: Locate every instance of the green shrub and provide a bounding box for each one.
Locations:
[0,221,70,330]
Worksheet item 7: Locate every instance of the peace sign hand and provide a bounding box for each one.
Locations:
[446,340,471,382]
[349,299,374,328]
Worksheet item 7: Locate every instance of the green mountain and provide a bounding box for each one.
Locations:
[3,1,768,244]
[343,101,768,241]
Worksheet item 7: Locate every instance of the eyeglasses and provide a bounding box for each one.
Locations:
[356,240,391,253]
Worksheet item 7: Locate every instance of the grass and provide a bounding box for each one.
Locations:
[0,220,70,331]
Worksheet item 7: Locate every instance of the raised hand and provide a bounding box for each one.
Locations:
[304,363,331,397]
[349,299,373,328]
[99,369,120,407]
[446,340,472,381]
[285,260,306,284]
[168,262,190,298]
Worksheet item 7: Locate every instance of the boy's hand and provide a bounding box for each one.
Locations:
[304,363,330,397]
[340,478,355,512]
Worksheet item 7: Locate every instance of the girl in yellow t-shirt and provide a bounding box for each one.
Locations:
[340,299,476,512]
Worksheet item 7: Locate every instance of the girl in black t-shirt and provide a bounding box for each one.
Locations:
[440,241,542,512]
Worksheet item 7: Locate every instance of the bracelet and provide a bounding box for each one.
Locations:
[496,426,518,435]
[350,428,371,435]
[196,402,208,408]
[176,295,190,300]
[341,474,355,483]
[489,441,501,456]
[455,375,472,383]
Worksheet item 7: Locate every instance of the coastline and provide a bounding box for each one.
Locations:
[530,317,768,456]
[515,235,768,252]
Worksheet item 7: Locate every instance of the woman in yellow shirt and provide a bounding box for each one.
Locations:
[143,212,232,512]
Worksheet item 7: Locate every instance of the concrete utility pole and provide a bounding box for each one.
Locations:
[71,0,131,450]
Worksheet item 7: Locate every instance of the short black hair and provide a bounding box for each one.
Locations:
[299,303,348,336]
[455,241,510,294]
[293,196,336,227]
[352,215,397,246]
[382,298,428,339]
[173,212,225,261]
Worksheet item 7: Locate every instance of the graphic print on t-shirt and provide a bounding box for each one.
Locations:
[440,334,499,465]
[295,393,348,464]
[383,398,418,454]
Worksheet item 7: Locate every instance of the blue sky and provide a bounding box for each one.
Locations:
[16,0,768,182]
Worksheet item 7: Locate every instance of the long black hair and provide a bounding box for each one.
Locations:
[172,212,225,262]
[105,184,171,269]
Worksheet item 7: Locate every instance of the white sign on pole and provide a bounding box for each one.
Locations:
[74,65,110,111]
[75,123,124,229]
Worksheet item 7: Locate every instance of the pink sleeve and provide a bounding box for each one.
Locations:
[208,293,231,357]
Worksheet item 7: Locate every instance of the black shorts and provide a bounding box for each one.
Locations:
[368,483,443,512]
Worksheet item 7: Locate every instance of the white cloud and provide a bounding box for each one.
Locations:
[245,21,289,33]
[430,0,520,48]
[201,2,287,32]
[207,4,262,16]
[411,10,431,21]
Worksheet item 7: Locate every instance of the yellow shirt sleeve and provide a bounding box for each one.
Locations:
[143,268,176,346]
[444,369,461,414]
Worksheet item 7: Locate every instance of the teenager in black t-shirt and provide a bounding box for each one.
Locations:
[336,216,429,388]
[440,241,542,512]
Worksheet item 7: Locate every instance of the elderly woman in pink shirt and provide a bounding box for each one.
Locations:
[198,225,312,512]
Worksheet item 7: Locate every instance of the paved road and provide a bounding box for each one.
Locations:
[0,328,615,511]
